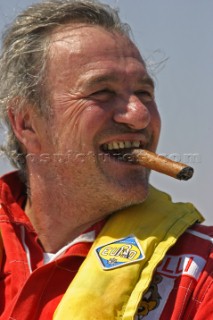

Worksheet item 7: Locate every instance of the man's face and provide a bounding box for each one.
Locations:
[38,24,161,212]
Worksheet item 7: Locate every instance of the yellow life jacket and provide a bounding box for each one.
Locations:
[54,186,203,320]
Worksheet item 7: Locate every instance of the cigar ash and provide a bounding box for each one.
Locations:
[176,166,194,180]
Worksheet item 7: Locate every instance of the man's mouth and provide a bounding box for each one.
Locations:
[100,140,144,163]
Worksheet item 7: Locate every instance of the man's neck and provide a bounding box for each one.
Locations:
[24,164,132,253]
[24,196,105,253]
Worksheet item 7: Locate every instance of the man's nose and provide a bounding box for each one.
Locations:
[113,95,151,130]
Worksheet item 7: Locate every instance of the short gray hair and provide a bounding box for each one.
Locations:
[0,0,131,178]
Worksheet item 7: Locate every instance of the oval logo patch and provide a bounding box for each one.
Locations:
[95,235,145,270]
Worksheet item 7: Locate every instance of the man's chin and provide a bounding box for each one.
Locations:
[126,189,149,207]
[111,182,150,211]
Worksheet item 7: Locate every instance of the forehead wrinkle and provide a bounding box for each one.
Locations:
[49,24,141,63]
[49,24,125,57]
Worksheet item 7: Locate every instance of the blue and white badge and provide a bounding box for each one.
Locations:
[95,235,145,270]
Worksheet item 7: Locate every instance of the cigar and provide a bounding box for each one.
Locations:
[126,149,194,181]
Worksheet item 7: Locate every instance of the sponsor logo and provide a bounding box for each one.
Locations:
[95,235,145,270]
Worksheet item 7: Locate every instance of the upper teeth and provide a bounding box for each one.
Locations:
[103,141,141,150]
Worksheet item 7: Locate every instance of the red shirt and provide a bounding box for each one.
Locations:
[0,171,105,320]
[1,172,213,319]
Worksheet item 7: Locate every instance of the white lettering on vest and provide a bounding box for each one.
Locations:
[157,254,206,280]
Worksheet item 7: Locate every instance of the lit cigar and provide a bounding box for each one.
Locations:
[126,149,194,180]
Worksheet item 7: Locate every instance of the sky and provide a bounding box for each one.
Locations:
[0,0,212,224]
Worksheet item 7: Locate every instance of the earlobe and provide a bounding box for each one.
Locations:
[7,105,42,154]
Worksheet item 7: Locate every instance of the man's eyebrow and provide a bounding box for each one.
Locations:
[84,74,155,89]
[85,74,119,88]
[138,76,155,88]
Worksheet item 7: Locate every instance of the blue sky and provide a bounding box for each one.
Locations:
[0,0,212,223]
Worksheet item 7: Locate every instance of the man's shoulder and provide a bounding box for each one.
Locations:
[187,223,213,241]
[168,222,213,259]
[0,170,24,202]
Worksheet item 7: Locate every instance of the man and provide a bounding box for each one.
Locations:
[0,0,212,319]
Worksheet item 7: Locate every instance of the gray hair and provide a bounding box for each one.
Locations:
[0,0,131,178]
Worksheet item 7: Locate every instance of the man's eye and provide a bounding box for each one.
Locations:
[89,89,114,101]
[135,90,154,101]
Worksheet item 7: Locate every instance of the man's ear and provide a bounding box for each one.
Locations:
[7,103,42,154]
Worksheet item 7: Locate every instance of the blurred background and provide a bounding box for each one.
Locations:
[0,0,212,223]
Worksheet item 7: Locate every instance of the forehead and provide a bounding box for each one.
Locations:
[49,24,144,65]
[47,24,149,88]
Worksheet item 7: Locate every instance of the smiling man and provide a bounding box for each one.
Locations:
[0,1,212,319]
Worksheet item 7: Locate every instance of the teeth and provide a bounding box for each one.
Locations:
[102,141,141,151]
[132,141,140,148]
[108,143,113,150]
[118,141,125,149]
[112,142,119,149]
[124,141,131,148]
